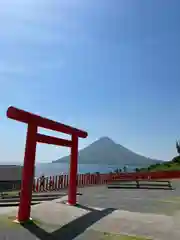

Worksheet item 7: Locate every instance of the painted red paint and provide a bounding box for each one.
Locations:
[7,106,88,222]
[24,170,180,193]
[108,170,180,181]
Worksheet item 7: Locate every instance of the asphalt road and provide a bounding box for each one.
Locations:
[1,180,180,217]
[77,180,180,216]
[0,181,180,239]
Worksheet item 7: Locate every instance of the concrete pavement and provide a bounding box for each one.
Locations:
[0,194,179,239]
[0,183,180,239]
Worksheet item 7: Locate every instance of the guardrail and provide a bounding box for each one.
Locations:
[32,173,109,192]
[4,170,180,193]
[109,170,180,181]
[32,170,180,192]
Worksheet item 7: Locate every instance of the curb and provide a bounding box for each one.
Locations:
[0,196,61,203]
[0,192,67,199]
[0,201,40,207]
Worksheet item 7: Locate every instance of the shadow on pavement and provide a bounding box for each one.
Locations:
[22,207,115,240]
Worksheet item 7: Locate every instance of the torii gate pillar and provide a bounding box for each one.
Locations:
[7,106,88,222]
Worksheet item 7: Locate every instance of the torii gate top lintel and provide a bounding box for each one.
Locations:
[7,106,88,138]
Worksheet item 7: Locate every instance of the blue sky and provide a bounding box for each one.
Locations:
[0,0,180,163]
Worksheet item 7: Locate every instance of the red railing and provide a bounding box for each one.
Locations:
[109,170,180,181]
[31,170,180,192]
[32,173,108,192]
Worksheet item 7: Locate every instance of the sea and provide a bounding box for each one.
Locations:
[34,162,138,177]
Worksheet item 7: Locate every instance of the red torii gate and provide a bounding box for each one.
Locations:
[7,106,88,223]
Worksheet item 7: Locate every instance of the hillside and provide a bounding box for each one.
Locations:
[138,155,180,172]
[52,137,162,167]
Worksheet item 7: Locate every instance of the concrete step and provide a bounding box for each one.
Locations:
[32,192,67,197]
[1,191,82,200]
[0,195,59,203]
[107,185,172,190]
[0,201,40,207]
[1,192,67,199]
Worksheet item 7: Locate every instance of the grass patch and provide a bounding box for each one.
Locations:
[20,218,44,226]
[0,213,61,230]
[0,215,21,228]
[6,190,19,195]
[0,214,43,226]
[1,190,19,197]
[102,232,152,240]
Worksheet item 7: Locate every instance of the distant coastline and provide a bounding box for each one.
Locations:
[34,162,140,177]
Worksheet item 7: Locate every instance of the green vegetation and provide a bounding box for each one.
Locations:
[0,216,21,228]
[136,156,180,172]
[0,190,20,199]
[0,215,57,230]
[136,141,180,172]
[2,190,19,196]
[102,232,152,240]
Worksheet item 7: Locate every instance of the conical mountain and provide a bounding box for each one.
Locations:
[53,137,162,166]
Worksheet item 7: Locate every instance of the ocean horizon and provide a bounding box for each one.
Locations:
[34,162,139,177]
[0,162,141,178]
